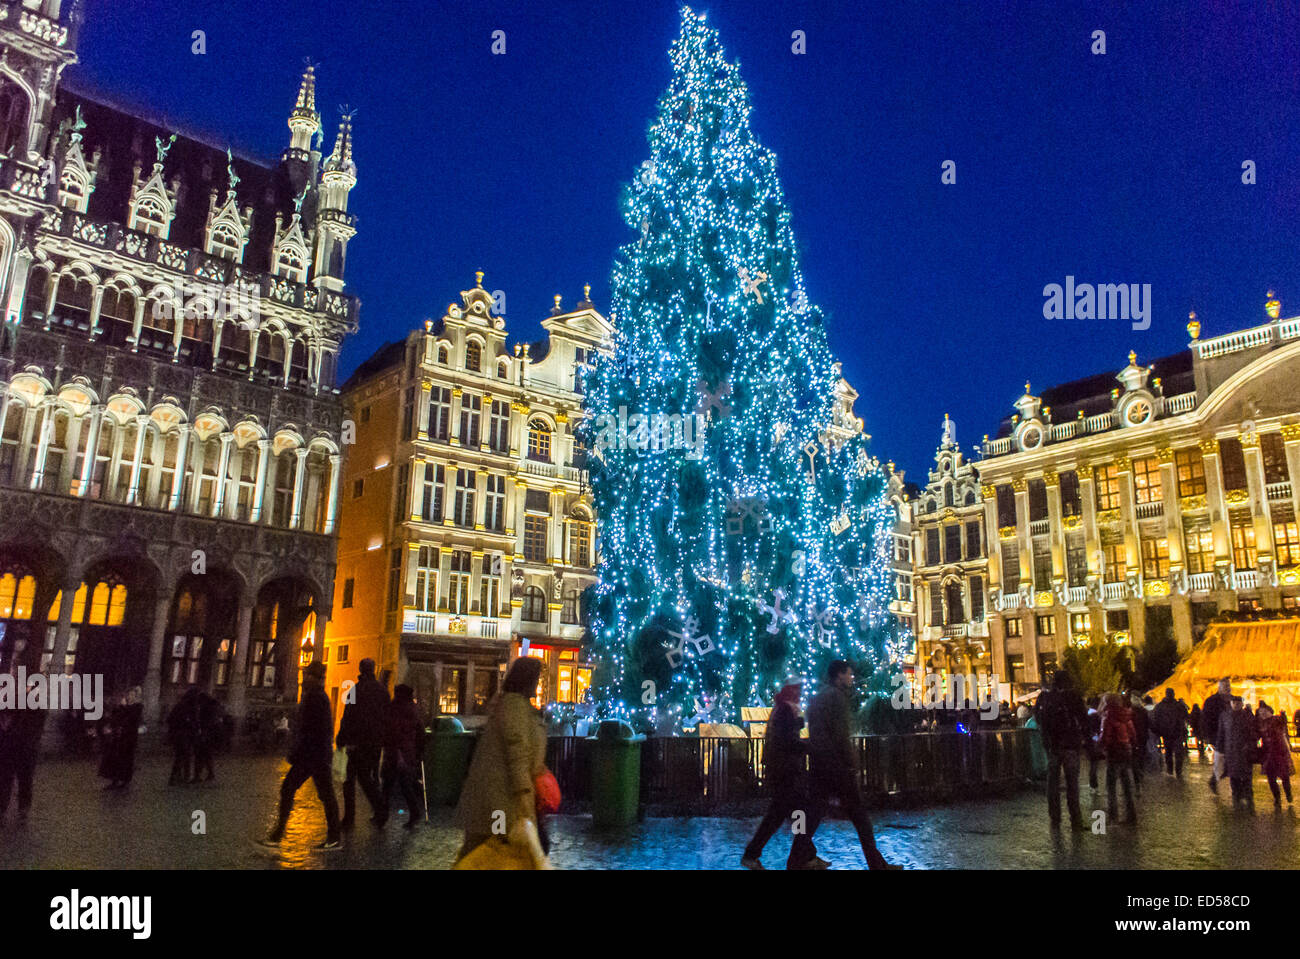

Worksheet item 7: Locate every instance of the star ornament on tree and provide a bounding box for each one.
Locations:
[737,266,768,304]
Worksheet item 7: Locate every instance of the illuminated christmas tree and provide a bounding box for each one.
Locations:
[582,7,910,727]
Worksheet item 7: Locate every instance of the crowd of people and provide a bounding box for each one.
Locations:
[1034,672,1296,829]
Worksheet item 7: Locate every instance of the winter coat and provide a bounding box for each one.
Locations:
[1130,702,1150,748]
[1151,697,1189,742]
[336,675,390,749]
[97,702,142,781]
[1100,702,1136,762]
[1034,686,1089,753]
[762,700,808,787]
[289,686,335,769]
[382,697,424,767]
[166,691,200,745]
[1218,709,1259,779]
[1259,715,1295,779]
[807,683,857,787]
[1201,692,1229,748]
[456,692,546,852]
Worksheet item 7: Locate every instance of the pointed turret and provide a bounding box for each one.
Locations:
[283,63,321,164]
[312,110,358,292]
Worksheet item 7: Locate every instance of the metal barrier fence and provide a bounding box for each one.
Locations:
[544,729,1037,814]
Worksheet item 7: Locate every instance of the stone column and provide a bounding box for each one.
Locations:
[250,438,270,522]
[27,400,52,490]
[87,286,105,339]
[289,447,308,528]
[225,598,255,720]
[417,378,432,439]
[126,413,149,504]
[77,408,103,497]
[130,298,145,352]
[142,589,175,723]
[246,328,260,381]
[211,433,234,517]
[1241,430,1278,604]
[168,425,192,511]
[1282,425,1300,520]
[323,453,342,534]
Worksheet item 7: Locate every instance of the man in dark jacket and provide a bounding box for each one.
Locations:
[379,684,425,829]
[741,681,819,870]
[0,674,47,825]
[1151,688,1189,777]
[1033,669,1088,830]
[336,657,389,830]
[1201,678,1232,794]
[804,661,899,870]
[262,661,340,850]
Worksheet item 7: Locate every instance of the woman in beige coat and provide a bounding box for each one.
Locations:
[455,656,548,861]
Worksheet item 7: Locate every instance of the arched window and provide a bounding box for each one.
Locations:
[497,359,510,380]
[465,340,482,373]
[527,419,552,463]
[52,274,93,332]
[567,519,592,567]
[0,82,30,157]
[561,589,583,624]
[98,286,135,348]
[437,343,450,365]
[271,451,295,527]
[944,483,954,507]
[521,585,547,622]
[22,265,48,323]
[965,489,977,506]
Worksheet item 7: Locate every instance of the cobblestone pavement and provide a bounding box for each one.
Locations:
[1,752,1296,869]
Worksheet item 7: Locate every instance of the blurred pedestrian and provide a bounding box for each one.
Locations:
[1257,704,1294,808]
[1033,669,1088,831]
[193,690,221,782]
[0,672,47,825]
[1128,691,1150,795]
[455,656,548,863]
[742,681,821,869]
[804,660,900,870]
[1201,678,1232,794]
[98,686,144,789]
[261,661,341,850]
[166,686,200,785]
[1218,696,1257,811]
[1100,692,1138,824]
[336,657,389,830]
[379,684,425,830]
[1151,688,1189,778]
[1189,703,1205,760]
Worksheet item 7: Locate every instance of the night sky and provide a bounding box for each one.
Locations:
[73,1,1300,481]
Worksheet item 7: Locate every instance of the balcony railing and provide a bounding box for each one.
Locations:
[1188,572,1215,592]
[1267,481,1292,502]
[1135,500,1164,520]
[522,459,582,483]
[1165,392,1198,415]
[1102,582,1128,602]
[1029,519,1050,536]
[1234,569,1259,591]
[1197,324,1275,359]
[1067,586,1089,605]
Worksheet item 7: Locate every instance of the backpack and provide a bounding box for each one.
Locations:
[1038,690,1083,749]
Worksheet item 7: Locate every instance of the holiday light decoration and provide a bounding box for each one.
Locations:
[581,7,911,728]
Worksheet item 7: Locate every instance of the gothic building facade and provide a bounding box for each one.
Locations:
[331,278,610,721]
[0,1,360,726]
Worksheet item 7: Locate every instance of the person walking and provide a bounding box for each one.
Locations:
[379,684,425,830]
[261,661,341,850]
[1201,678,1232,793]
[0,671,47,826]
[1218,696,1258,811]
[1151,688,1189,778]
[1189,703,1205,761]
[804,660,899,870]
[193,690,221,783]
[1033,669,1088,831]
[1128,691,1150,796]
[1257,703,1293,808]
[455,656,548,863]
[1100,692,1138,824]
[741,681,822,869]
[166,686,201,785]
[98,686,144,789]
[336,657,389,830]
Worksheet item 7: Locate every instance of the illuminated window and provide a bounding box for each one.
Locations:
[1132,457,1162,504]
[1093,464,1121,512]
[568,520,592,567]
[522,585,547,622]
[428,387,452,442]
[527,419,552,463]
[448,551,472,615]
[1176,449,1206,498]
[524,515,549,563]
[1229,509,1256,570]
[414,547,438,613]
[1102,542,1126,583]
[1140,536,1169,579]
[0,573,36,620]
[1184,522,1214,575]
[1274,510,1300,567]
[465,340,482,373]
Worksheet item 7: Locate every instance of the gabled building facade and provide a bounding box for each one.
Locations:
[0,2,360,725]
[332,277,610,721]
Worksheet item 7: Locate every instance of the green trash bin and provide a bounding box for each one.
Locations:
[423,716,475,806]
[589,720,644,827]
[1023,717,1049,781]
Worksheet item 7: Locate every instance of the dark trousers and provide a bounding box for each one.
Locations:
[743,779,817,867]
[169,737,193,783]
[276,761,340,837]
[341,745,384,823]
[806,771,887,869]
[1131,742,1145,794]
[1266,774,1292,804]
[194,739,215,781]
[1106,757,1137,821]
[380,757,423,824]
[1088,752,1100,788]
[1159,735,1185,776]
[1229,772,1255,808]
[0,745,37,817]
[1045,748,1083,825]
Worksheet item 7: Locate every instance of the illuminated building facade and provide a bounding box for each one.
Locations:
[331,277,610,719]
[0,1,360,725]
[976,297,1300,689]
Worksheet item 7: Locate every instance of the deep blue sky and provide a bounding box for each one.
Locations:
[74,1,1300,481]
